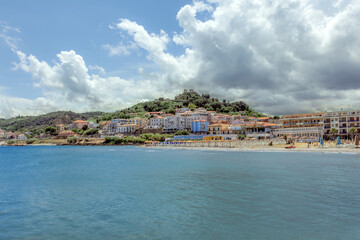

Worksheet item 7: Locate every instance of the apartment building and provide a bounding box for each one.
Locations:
[128,117,150,127]
[323,111,360,138]
[117,124,138,133]
[274,112,325,140]
[163,115,186,133]
[150,116,165,129]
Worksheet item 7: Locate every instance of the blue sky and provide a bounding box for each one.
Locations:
[1,0,360,118]
[0,0,190,99]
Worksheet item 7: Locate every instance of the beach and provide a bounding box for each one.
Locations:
[146,143,360,154]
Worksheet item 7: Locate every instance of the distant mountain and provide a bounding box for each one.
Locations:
[0,111,103,132]
[0,90,263,132]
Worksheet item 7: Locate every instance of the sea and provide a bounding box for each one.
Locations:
[0,146,360,240]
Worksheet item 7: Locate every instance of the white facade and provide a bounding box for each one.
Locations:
[163,115,186,132]
[150,117,165,129]
[117,124,137,133]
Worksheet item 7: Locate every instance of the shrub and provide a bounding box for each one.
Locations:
[237,134,245,140]
[67,137,78,144]
[7,140,16,145]
[174,130,189,136]
[83,128,98,136]
[26,138,36,144]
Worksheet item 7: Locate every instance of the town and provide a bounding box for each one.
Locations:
[1,108,359,146]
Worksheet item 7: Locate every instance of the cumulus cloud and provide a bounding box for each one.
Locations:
[111,0,360,114]
[2,0,360,118]
[0,50,164,118]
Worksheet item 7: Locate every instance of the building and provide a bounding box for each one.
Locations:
[109,119,129,134]
[56,124,66,132]
[163,115,186,133]
[58,131,75,138]
[88,122,99,129]
[0,129,5,138]
[192,120,209,134]
[127,117,150,127]
[207,124,232,135]
[145,112,163,116]
[274,112,325,140]
[73,120,88,130]
[150,116,165,129]
[117,124,138,133]
[323,111,360,138]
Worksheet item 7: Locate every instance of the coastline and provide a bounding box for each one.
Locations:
[144,145,360,154]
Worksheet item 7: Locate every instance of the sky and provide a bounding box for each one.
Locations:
[0,0,360,118]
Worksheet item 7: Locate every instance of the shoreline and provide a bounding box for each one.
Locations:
[144,145,360,154]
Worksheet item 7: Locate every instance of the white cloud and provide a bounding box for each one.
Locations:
[0,22,21,50]
[89,65,106,75]
[110,0,360,114]
[102,41,138,56]
[2,0,360,118]
[0,50,165,118]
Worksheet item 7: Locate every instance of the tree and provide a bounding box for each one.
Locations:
[237,134,245,140]
[273,115,280,119]
[174,130,189,136]
[82,125,88,131]
[329,128,338,140]
[45,126,57,135]
[188,103,197,111]
[349,127,357,140]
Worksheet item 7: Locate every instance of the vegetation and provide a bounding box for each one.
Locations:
[237,134,245,140]
[174,130,190,136]
[83,128,98,136]
[349,127,357,140]
[98,89,263,122]
[0,111,103,132]
[26,138,36,144]
[45,126,57,135]
[67,137,78,144]
[104,136,146,145]
[0,89,262,132]
[7,140,16,145]
[139,133,173,142]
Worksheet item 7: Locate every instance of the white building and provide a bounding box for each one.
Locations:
[163,115,186,133]
[150,116,165,129]
[117,124,137,133]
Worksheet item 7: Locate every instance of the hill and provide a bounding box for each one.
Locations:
[0,111,103,132]
[100,89,261,120]
[0,89,263,132]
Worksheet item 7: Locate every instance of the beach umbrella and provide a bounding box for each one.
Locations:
[355,135,359,146]
[336,137,341,145]
[320,137,324,146]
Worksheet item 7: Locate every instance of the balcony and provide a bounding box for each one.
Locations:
[324,126,330,129]
[339,126,347,128]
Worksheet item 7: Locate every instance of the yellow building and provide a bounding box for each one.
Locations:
[207,124,232,135]
[127,117,150,127]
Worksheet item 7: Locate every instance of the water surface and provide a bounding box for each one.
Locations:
[1,146,360,239]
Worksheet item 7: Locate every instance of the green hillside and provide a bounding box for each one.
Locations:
[0,90,263,132]
[100,89,262,120]
[0,111,103,132]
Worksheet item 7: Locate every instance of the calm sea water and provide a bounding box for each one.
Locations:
[0,146,360,240]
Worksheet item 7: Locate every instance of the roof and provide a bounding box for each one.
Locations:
[257,117,270,120]
[73,120,88,123]
[193,120,207,122]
